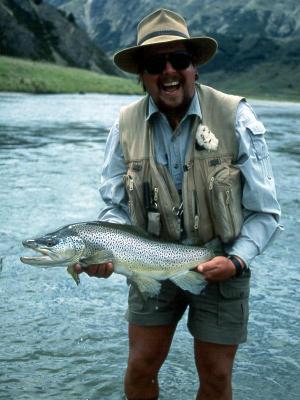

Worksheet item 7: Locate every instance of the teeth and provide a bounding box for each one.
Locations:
[163,81,180,87]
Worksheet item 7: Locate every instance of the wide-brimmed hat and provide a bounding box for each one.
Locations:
[113,8,218,74]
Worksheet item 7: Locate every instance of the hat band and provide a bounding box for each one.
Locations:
[138,30,189,45]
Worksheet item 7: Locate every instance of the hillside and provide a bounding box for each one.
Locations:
[0,0,120,75]
[45,0,300,52]
[0,55,142,94]
[45,0,300,100]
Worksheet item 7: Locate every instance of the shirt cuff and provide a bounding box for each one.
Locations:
[98,206,131,225]
[224,238,259,267]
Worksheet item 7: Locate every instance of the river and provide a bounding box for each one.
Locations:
[0,93,299,399]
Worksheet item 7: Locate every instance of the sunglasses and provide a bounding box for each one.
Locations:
[141,51,193,75]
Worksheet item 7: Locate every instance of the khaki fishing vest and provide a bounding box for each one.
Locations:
[119,84,244,245]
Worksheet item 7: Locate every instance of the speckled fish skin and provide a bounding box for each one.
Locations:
[21,221,213,297]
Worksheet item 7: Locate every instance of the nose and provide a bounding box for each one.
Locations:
[163,60,177,73]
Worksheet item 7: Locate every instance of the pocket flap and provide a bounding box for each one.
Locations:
[219,272,251,299]
[246,121,266,135]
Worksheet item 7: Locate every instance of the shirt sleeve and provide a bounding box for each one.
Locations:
[224,101,282,266]
[98,119,131,224]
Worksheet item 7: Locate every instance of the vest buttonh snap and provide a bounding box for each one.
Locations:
[209,158,221,167]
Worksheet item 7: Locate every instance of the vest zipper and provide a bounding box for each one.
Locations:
[153,187,159,205]
[148,128,181,240]
[193,190,199,231]
[226,189,236,231]
[155,173,181,239]
[209,176,215,190]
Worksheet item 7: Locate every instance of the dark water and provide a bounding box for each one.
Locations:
[0,93,299,400]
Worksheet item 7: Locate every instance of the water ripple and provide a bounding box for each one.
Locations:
[0,94,299,400]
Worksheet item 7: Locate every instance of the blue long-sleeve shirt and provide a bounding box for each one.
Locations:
[98,94,281,266]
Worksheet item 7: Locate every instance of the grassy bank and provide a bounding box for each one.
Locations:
[0,56,142,95]
[1,56,299,102]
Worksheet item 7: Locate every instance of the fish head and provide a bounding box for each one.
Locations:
[20,226,86,267]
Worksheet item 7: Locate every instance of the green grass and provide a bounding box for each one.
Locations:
[0,56,142,95]
[1,56,299,102]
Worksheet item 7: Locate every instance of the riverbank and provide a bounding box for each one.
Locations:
[0,56,142,95]
[1,56,299,102]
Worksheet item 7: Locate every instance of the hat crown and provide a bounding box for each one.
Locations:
[113,8,217,74]
[137,9,190,46]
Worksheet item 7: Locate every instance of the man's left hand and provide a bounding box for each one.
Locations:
[196,256,237,282]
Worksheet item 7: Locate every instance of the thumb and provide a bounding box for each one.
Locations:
[73,263,83,273]
[197,260,217,273]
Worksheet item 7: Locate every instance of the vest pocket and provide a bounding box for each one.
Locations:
[208,164,243,243]
[123,172,146,229]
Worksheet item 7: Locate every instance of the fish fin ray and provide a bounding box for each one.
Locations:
[132,274,161,298]
[67,264,80,285]
[170,271,206,295]
[80,250,114,267]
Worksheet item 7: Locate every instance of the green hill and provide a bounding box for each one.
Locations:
[0,56,142,94]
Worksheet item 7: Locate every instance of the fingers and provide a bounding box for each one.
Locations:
[196,256,236,282]
[73,262,113,279]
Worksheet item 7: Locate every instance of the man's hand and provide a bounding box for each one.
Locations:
[73,262,114,279]
[196,256,238,282]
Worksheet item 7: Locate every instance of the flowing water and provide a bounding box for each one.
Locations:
[0,93,299,399]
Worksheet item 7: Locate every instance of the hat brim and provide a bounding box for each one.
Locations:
[113,36,218,74]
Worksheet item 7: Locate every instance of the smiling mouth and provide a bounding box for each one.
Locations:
[161,80,181,92]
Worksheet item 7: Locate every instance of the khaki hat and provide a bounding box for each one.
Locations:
[113,8,218,74]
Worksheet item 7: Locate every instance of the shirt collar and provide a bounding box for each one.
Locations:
[146,91,202,121]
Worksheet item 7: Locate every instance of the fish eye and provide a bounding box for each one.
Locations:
[44,238,57,247]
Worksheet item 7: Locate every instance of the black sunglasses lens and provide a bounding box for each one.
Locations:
[143,52,192,74]
[143,54,166,74]
[170,52,192,70]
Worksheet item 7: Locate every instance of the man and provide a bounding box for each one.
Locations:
[75,9,281,400]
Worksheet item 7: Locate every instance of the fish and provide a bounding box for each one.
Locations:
[20,221,213,297]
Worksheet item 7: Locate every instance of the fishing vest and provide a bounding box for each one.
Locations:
[119,84,244,245]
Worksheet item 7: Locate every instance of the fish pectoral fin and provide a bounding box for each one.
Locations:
[67,264,80,285]
[132,274,161,298]
[79,250,114,267]
[170,271,206,295]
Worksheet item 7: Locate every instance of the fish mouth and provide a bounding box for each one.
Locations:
[20,240,62,265]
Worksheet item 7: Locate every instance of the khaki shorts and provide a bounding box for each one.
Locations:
[126,269,251,345]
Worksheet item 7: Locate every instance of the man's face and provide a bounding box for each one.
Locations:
[139,42,197,116]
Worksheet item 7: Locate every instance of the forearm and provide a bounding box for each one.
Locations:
[226,101,282,266]
[98,119,131,225]
[98,204,131,224]
[224,212,282,267]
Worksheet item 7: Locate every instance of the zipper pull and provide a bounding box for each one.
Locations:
[194,215,199,230]
[209,176,215,190]
[128,176,134,191]
[153,187,159,202]
[226,190,230,204]
[152,187,159,209]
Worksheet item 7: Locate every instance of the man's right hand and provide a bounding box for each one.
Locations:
[73,263,114,279]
